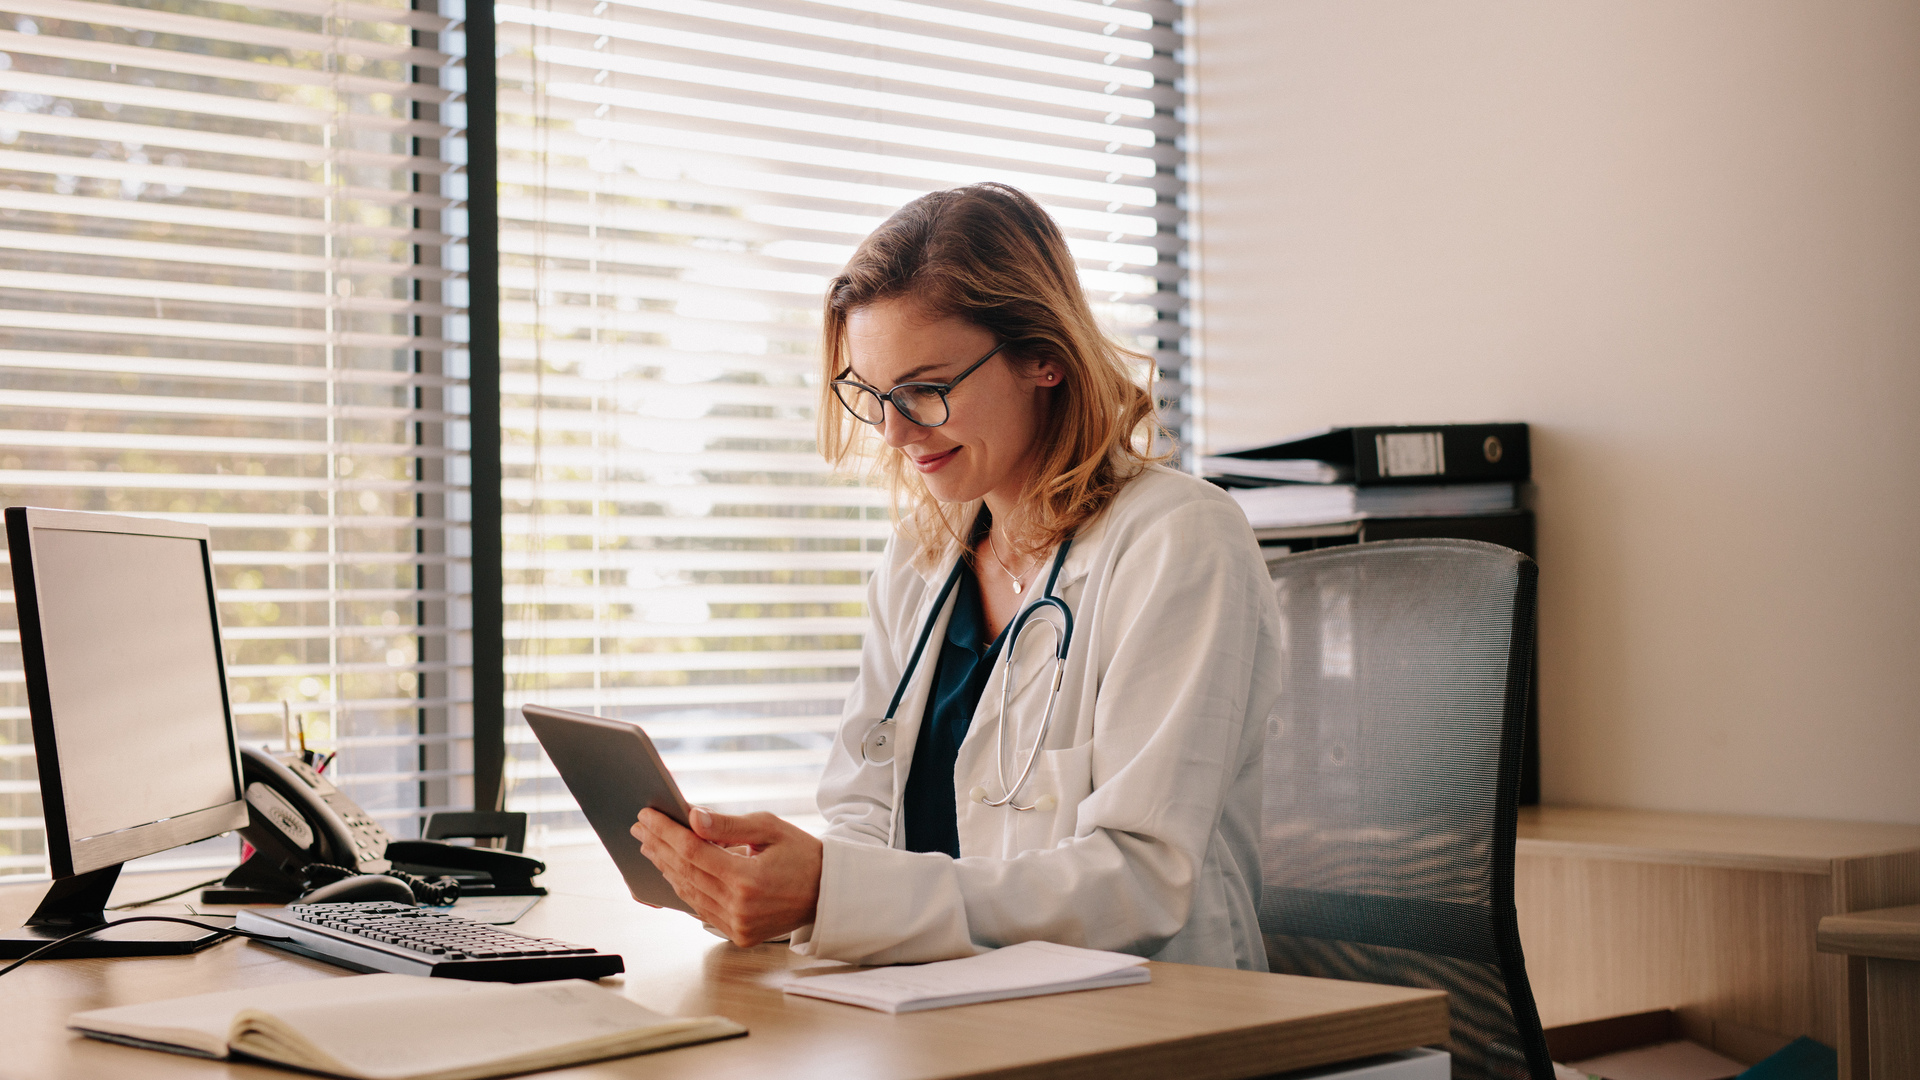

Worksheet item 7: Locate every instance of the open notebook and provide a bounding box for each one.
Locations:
[69,974,744,1080]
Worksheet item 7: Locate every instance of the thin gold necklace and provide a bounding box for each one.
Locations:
[986,528,1037,595]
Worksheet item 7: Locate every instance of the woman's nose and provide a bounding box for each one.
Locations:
[879,404,926,447]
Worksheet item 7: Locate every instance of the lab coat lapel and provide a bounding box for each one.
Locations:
[881,550,964,848]
[1051,511,1107,594]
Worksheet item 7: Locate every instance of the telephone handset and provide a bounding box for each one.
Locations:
[204,746,546,905]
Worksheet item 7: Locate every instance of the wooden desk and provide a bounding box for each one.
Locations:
[0,872,1447,1080]
[1513,806,1920,1077]
[1818,904,1920,1080]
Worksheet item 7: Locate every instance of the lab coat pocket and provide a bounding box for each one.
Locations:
[1010,741,1095,851]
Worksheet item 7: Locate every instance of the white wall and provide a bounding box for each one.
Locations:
[1188,0,1920,823]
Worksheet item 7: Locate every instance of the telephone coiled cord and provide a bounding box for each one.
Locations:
[301,863,462,906]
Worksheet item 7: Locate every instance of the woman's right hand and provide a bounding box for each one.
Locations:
[631,807,822,947]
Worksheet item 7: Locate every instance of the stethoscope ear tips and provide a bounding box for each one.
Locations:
[1033,794,1057,812]
[970,785,991,804]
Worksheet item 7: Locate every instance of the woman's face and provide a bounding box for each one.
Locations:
[843,297,1058,512]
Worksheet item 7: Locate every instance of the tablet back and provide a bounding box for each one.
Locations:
[521,705,694,913]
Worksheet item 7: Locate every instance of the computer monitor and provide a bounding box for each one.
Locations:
[2,506,248,957]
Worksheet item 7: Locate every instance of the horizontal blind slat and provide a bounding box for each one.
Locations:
[578,0,1154,85]
[235,0,456,34]
[783,0,1155,55]
[0,228,465,277]
[0,188,456,243]
[0,312,452,351]
[0,105,457,166]
[0,350,463,389]
[491,12,1151,116]
[0,429,457,458]
[0,270,458,316]
[526,46,1153,146]
[533,83,1155,176]
[0,148,454,199]
[0,29,455,102]
[1,388,457,420]
[8,0,454,66]
[506,617,870,639]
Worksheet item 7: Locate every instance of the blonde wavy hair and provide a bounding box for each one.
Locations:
[818,183,1166,562]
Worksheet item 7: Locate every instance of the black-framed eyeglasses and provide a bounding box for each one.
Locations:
[831,341,1006,428]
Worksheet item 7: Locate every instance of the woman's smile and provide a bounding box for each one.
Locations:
[911,446,961,472]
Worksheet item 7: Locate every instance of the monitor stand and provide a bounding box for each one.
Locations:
[0,864,230,959]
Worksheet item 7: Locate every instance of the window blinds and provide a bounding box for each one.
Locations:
[0,0,473,876]
[494,0,1186,839]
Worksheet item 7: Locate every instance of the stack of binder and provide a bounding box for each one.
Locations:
[1205,422,1533,556]
[1208,422,1540,803]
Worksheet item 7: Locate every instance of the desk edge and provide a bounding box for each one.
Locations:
[1514,838,1834,875]
[962,992,1450,1080]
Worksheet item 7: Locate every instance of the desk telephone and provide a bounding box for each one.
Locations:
[205,746,546,905]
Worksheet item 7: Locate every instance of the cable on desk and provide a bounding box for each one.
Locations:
[108,876,230,910]
[0,916,292,979]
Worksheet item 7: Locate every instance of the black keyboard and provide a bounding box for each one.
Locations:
[235,901,624,982]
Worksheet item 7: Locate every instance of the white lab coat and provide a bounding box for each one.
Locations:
[789,465,1283,969]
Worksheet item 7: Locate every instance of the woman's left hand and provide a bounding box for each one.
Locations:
[630,807,823,946]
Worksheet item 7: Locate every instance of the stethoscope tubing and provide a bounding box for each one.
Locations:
[980,551,1073,810]
[859,533,1075,816]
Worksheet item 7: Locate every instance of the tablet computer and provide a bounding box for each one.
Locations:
[521,704,695,914]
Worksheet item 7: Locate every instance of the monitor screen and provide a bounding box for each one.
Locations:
[25,522,240,845]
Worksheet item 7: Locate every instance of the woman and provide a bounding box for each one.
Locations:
[632,183,1282,970]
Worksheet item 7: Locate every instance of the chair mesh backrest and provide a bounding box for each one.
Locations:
[1259,539,1550,1080]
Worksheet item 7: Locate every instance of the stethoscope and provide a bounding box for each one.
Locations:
[858,537,1075,812]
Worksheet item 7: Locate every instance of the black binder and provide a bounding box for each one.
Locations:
[1212,423,1530,486]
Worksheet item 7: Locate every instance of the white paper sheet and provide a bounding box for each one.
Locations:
[781,940,1150,1013]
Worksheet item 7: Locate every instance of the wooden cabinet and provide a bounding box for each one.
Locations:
[1819,904,1920,1080]
[1513,806,1920,1078]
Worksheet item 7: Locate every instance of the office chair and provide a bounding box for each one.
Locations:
[1258,539,1551,1080]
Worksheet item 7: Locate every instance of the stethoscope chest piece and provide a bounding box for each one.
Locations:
[859,719,896,765]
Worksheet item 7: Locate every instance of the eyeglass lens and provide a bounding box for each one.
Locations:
[834,382,948,427]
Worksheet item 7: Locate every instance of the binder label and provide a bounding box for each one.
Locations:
[1376,432,1444,477]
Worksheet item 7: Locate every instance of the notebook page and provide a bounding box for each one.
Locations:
[68,974,478,1058]
[232,978,740,1080]
[783,941,1150,1013]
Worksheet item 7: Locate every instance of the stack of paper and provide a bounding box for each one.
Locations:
[782,940,1150,1013]
[1227,481,1517,528]
[1200,456,1352,485]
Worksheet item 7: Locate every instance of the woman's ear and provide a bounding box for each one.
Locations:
[1033,366,1062,387]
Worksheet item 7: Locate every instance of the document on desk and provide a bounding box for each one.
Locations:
[68,973,745,1080]
[782,940,1150,1013]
